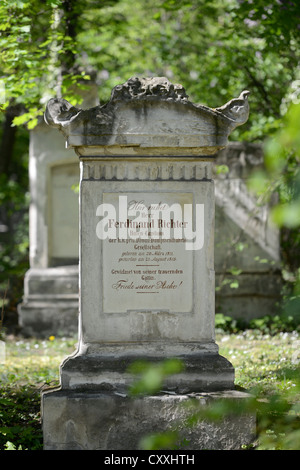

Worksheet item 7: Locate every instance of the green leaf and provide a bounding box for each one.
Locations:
[230,280,239,289]
[4,441,17,450]
[215,164,229,175]
[128,358,184,396]
[271,202,300,228]
[140,431,179,450]
[12,114,29,126]
[27,118,38,130]
[19,25,30,33]
[228,267,242,276]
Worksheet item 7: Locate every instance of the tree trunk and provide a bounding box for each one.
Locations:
[0,105,23,176]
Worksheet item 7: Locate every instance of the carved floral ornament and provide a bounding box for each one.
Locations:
[44,76,250,154]
[109,76,190,102]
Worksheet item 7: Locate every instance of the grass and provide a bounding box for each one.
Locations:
[217,329,300,393]
[0,330,299,450]
[0,335,76,389]
[0,335,76,450]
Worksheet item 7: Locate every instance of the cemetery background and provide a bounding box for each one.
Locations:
[0,0,299,450]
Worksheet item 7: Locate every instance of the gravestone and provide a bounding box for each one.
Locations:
[42,77,255,450]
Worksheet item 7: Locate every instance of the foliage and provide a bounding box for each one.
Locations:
[139,431,181,451]
[217,329,300,451]
[215,312,300,335]
[0,173,29,326]
[248,102,300,328]
[0,385,42,450]
[0,0,93,124]
[0,0,299,139]
[77,0,299,141]
[0,175,29,264]
[0,335,76,450]
[184,380,300,450]
[129,329,300,450]
[249,104,300,229]
[128,358,184,396]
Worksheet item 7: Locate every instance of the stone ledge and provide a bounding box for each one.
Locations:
[59,345,234,394]
[18,301,78,337]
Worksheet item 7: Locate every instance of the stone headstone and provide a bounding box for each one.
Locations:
[42,77,255,450]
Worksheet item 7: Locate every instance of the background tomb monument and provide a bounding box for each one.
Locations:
[18,86,98,336]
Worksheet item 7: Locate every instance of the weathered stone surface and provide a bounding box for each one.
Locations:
[19,266,78,337]
[79,176,215,345]
[44,76,250,153]
[42,389,256,450]
[59,342,234,394]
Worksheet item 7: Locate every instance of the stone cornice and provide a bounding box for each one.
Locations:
[44,76,250,155]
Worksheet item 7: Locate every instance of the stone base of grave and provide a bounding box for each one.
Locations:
[18,266,79,337]
[42,388,256,450]
[58,342,235,394]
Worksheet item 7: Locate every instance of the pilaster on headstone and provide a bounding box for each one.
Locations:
[42,77,255,450]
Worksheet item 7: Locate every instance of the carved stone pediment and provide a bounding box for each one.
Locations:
[44,76,249,155]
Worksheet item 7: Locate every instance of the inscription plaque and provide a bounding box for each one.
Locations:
[101,192,196,313]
